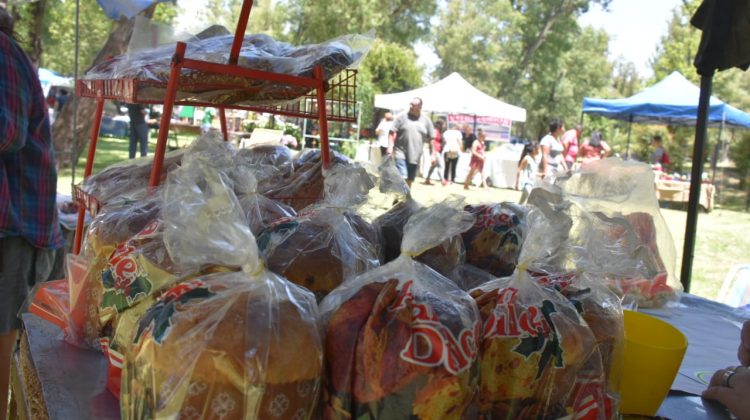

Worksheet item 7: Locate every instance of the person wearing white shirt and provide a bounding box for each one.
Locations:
[441,124,463,184]
[540,118,567,177]
[375,112,394,156]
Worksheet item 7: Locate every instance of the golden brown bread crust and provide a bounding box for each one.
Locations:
[374,200,464,275]
[125,277,323,419]
[263,212,380,300]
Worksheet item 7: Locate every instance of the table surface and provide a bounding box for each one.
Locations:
[18,294,748,419]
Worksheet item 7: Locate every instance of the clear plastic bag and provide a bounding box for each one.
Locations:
[447,263,497,292]
[470,274,597,417]
[319,200,480,419]
[122,271,323,420]
[461,202,527,277]
[556,158,681,306]
[373,196,471,276]
[84,32,373,106]
[121,149,323,419]
[79,148,184,207]
[258,164,381,300]
[263,149,351,211]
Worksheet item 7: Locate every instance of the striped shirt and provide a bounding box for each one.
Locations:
[0,32,62,249]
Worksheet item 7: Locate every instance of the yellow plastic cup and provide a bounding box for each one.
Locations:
[618,310,688,416]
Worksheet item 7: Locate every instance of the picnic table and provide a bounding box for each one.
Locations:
[9,293,747,419]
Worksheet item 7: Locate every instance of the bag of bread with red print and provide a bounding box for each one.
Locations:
[258,164,382,301]
[469,208,598,419]
[320,200,481,420]
[120,154,323,420]
[461,202,527,277]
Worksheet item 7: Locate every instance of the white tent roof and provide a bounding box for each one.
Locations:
[374,72,526,122]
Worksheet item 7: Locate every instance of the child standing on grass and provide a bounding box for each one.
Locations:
[515,142,541,204]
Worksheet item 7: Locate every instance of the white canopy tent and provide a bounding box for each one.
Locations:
[374,72,527,122]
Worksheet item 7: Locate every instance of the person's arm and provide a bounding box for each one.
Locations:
[540,144,550,176]
[601,141,611,157]
[387,131,396,155]
[0,56,30,153]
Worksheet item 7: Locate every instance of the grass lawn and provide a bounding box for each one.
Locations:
[60,136,750,302]
[57,133,197,196]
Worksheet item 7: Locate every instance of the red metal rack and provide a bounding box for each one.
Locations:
[71,0,357,254]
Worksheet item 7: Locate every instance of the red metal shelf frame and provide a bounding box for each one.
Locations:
[71,0,357,254]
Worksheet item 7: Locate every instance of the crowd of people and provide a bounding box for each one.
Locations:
[381,96,493,190]
[380,99,625,198]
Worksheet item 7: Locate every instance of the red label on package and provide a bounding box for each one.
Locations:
[482,287,551,339]
[390,280,478,375]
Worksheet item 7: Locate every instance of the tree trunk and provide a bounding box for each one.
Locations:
[52,6,156,169]
[27,0,45,67]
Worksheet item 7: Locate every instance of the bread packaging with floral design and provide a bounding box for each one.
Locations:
[120,142,323,419]
[320,199,481,419]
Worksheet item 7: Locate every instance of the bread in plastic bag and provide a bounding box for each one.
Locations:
[373,197,468,276]
[555,158,680,306]
[470,276,596,418]
[83,32,373,106]
[461,203,526,277]
[121,148,323,419]
[320,200,480,419]
[258,164,381,300]
[468,207,600,419]
[447,263,497,292]
[263,149,351,211]
[78,148,184,208]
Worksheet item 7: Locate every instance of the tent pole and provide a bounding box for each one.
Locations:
[625,115,633,159]
[681,71,714,293]
[711,117,724,202]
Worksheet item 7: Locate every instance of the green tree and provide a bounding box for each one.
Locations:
[730,132,750,190]
[433,0,612,138]
[358,39,424,129]
[275,0,437,46]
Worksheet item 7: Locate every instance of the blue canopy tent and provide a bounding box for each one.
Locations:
[582,71,750,157]
[583,70,750,293]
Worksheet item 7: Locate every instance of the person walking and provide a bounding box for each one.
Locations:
[540,118,567,178]
[127,103,149,159]
[388,97,434,188]
[201,107,215,134]
[442,123,462,185]
[464,128,488,190]
[0,9,63,419]
[424,119,445,185]
[561,124,582,170]
[375,112,394,157]
[515,142,541,204]
[461,124,476,152]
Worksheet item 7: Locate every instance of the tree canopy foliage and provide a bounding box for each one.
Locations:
[11,0,750,181]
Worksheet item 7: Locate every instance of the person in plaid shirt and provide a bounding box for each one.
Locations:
[0,8,63,418]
